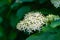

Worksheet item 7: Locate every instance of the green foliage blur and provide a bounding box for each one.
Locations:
[0,0,60,40]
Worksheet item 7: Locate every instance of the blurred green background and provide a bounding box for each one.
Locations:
[0,0,60,40]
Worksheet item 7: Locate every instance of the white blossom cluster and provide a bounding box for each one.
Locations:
[50,0,60,8]
[46,14,60,22]
[16,12,46,33]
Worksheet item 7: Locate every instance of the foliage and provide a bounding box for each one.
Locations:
[0,0,60,40]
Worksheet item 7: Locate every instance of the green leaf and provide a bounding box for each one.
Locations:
[42,26,51,32]
[16,6,31,20]
[50,19,60,28]
[11,2,20,9]
[26,32,56,40]
[55,32,60,40]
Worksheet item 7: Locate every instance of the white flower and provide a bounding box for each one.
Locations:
[16,12,46,33]
[50,0,60,8]
[46,14,60,22]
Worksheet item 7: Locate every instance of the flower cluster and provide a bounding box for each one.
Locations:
[50,0,60,8]
[46,14,60,22]
[16,12,46,33]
